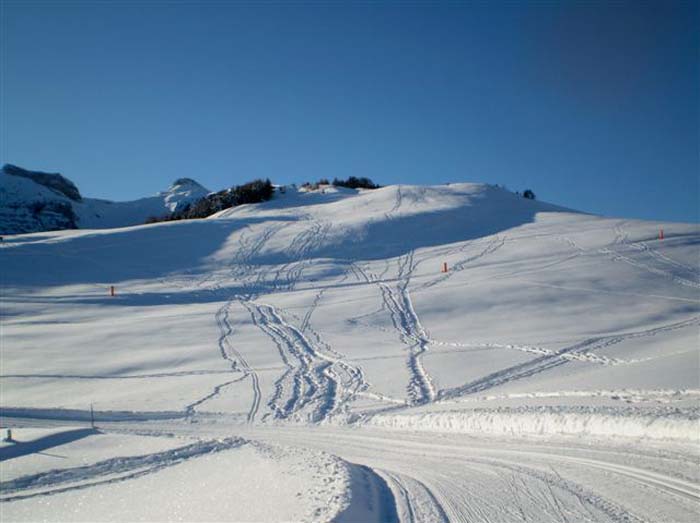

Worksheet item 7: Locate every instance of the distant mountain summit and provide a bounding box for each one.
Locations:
[161,178,209,213]
[3,164,83,201]
[0,164,209,235]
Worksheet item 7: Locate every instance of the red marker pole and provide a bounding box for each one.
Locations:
[110,285,115,297]
[442,262,448,273]
[659,228,664,241]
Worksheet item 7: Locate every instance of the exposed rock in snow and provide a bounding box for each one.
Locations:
[161,177,210,213]
[0,164,209,234]
[3,163,82,201]
[0,169,80,234]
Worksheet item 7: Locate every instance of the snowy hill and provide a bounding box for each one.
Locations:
[0,164,209,234]
[75,177,209,229]
[3,181,697,425]
[1,182,699,522]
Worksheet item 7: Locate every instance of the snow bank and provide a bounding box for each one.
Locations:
[364,407,700,442]
[1,434,353,523]
[334,463,398,523]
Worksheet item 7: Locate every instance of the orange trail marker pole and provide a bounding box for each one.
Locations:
[442,262,448,273]
[659,228,664,240]
[110,285,115,297]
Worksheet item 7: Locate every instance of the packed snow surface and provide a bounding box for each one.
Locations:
[1,182,698,521]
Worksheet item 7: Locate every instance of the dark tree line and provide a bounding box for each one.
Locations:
[331,176,380,189]
[301,176,381,191]
[145,176,384,224]
[146,178,274,223]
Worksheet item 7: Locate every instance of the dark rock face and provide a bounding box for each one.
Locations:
[3,164,82,202]
[0,200,78,235]
[30,200,78,231]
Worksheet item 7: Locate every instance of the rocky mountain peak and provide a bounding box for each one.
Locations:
[2,164,82,202]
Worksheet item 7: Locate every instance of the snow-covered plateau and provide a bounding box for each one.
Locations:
[1,182,698,522]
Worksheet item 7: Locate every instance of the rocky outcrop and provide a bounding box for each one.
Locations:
[3,164,82,201]
[0,179,79,235]
[0,164,210,235]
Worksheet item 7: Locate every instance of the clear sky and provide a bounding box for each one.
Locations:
[1,1,698,222]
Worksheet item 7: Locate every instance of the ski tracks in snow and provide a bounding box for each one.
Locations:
[184,223,289,420]
[437,316,700,400]
[242,426,685,523]
[600,223,700,290]
[218,300,262,422]
[242,300,367,422]
[380,470,449,523]
[418,235,506,290]
[184,299,261,421]
[187,219,340,421]
[0,437,246,502]
[186,211,699,421]
[352,253,437,406]
[270,220,332,293]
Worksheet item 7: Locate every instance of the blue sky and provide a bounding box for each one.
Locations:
[2,1,698,222]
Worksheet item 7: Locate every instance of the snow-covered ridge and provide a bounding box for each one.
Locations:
[0,164,209,234]
[3,164,82,201]
[161,177,209,212]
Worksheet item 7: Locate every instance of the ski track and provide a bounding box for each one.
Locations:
[190,219,334,421]
[182,223,289,420]
[428,314,700,367]
[269,220,331,293]
[473,457,649,523]
[437,316,700,400]
[215,300,261,422]
[183,375,248,418]
[228,427,689,523]
[352,252,437,406]
[383,185,403,221]
[381,470,450,523]
[183,299,262,421]
[244,300,325,421]
[227,218,368,422]
[598,223,700,290]
[418,235,506,290]
[0,437,246,502]
[243,299,367,423]
[558,455,700,504]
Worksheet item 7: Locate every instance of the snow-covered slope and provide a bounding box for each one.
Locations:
[0,165,209,234]
[0,426,353,523]
[1,182,699,521]
[75,177,209,229]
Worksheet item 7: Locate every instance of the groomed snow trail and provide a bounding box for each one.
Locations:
[245,426,699,523]
[99,421,699,523]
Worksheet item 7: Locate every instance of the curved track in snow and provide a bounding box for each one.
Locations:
[101,422,698,523]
